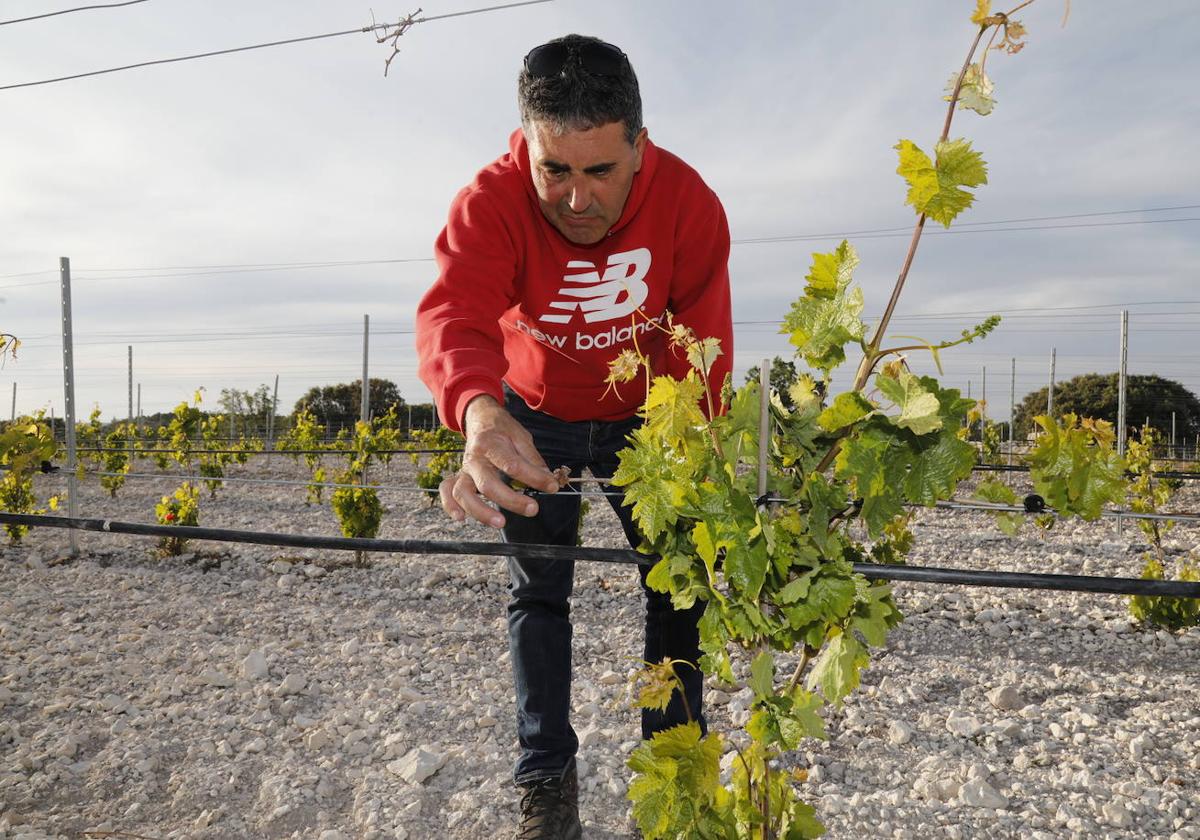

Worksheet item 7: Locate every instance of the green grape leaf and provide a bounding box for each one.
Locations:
[780,571,857,630]
[806,631,868,705]
[776,569,816,605]
[975,477,1023,534]
[645,557,673,593]
[787,801,826,840]
[723,533,771,601]
[641,374,707,444]
[803,473,848,555]
[628,723,723,839]
[749,650,775,701]
[902,424,978,506]
[781,241,866,373]
[804,240,859,299]
[612,426,693,539]
[627,759,676,838]
[876,370,943,435]
[717,382,761,465]
[895,138,988,227]
[818,391,876,433]
[850,583,902,647]
[697,604,735,685]
[835,425,907,537]
[748,687,826,749]
[1027,414,1127,520]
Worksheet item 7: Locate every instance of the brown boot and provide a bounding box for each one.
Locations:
[514,759,583,840]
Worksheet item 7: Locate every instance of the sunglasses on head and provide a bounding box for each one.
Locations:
[523,39,628,78]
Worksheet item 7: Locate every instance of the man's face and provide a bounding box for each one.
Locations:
[525,119,647,245]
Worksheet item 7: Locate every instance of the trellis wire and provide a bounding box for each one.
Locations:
[66,445,1200,481]
[4,512,1199,599]
[48,467,1200,525]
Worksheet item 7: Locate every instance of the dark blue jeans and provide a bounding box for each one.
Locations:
[501,388,707,784]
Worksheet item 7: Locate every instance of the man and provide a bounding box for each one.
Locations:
[415,34,732,839]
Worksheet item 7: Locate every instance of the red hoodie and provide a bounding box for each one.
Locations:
[416,129,732,432]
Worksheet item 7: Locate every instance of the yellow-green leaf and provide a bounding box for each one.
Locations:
[818,391,876,433]
[876,370,943,435]
[895,138,988,227]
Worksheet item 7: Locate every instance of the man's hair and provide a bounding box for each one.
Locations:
[518,34,643,146]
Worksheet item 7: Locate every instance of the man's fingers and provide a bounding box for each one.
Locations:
[438,476,465,522]
[480,437,558,496]
[463,451,539,518]
[450,470,508,529]
[508,436,561,493]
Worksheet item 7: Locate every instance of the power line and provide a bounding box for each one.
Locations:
[731,204,1200,244]
[3,201,1196,288]
[0,0,148,27]
[0,0,555,92]
[731,216,1200,246]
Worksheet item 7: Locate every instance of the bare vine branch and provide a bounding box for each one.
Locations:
[375,8,422,76]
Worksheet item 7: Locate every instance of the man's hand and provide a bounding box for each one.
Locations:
[439,395,560,529]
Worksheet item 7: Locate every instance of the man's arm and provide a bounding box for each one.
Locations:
[439,394,559,528]
[416,187,559,527]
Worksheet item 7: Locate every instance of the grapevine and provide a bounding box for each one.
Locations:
[276,407,329,505]
[605,5,1126,837]
[99,422,137,498]
[155,482,200,556]
[1125,427,1200,629]
[404,426,465,501]
[330,413,401,564]
[0,412,59,543]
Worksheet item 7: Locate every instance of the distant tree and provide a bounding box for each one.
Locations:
[745,357,800,409]
[293,378,404,437]
[219,384,274,438]
[405,402,439,432]
[1013,373,1200,442]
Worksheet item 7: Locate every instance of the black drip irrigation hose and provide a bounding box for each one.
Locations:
[4,512,1199,599]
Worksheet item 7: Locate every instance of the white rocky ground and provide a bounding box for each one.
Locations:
[1,456,1198,840]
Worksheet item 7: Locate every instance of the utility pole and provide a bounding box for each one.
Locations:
[127,345,133,422]
[360,315,370,425]
[9,381,14,421]
[1047,347,1056,418]
[269,374,279,445]
[60,257,79,556]
[1117,311,1129,456]
[1009,357,1016,464]
[1116,311,1129,537]
[982,366,987,425]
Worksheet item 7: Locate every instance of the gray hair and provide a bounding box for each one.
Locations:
[517,34,643,146]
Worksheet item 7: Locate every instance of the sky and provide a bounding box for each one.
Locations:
[2,0,1198,432]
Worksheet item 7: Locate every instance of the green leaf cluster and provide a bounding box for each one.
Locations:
[277,407,328,504]
[834,375,976,537]
[0,413,59,543]
[1027,413,1126,520]
[973,478,1024,535]
[780,241,866,375]
[405,425,464,497]
[1129,556,1200,631]
[155,481,200,556]
[628,723,728,839]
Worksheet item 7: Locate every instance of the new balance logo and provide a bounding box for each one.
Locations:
[539,248,652,324]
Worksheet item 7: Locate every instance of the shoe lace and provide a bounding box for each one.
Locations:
[517,779,570,836]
